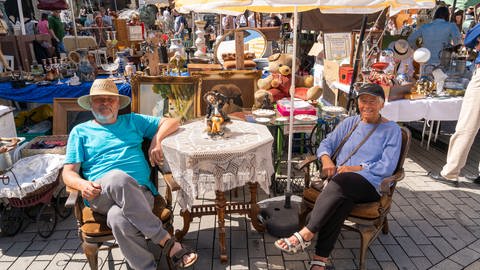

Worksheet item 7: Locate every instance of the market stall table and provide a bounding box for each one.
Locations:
[161,120,274,262]
[0,79,131,104]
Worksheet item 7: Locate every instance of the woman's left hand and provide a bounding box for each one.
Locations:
[337,165,363,174]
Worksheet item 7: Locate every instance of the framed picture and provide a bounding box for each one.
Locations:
[53,98,131,135]
[130,75,199,121]
[323,33,352,62]
[128,25,143,41]
[191,70,262,115]
[53,98,91,135]
[350,30,384,67]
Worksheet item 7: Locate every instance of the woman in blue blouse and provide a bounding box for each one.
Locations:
[274,84,402,270]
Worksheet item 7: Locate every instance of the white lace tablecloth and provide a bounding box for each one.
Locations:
[162,120,274,210]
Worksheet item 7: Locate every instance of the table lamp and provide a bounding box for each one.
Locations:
[413,47,431,77]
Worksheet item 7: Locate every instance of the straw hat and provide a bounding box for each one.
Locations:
[77,79,131,110]
[391,39,413,60]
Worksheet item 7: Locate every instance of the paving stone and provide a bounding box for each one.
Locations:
[450,210,477,227]
[0,241,30,262]
[426,204,454,219]
[26,260,50,270]
[197,229,215,249]
[25,240,49,251]
[250,257,268,270]
[449,247,480,267]
[430,259,463,270]
[266,255,285,270]
[428,237,456,257]
[396,237,423,257]
[332,258,357,269]
[61,238,81,251]
[284,260,306,270]
[444,219,477,244]
[435,226,468,250]
[387,219,408,237]
[330,248,354,259]
[46,250,75,270]
[231,231,248,249]
[411,256,432,270]
[370,244,392,262]
[404,225,432,244]
[441,191,465,205]
[248,238,266,258]
[464,260,480,270]
[7,250,39,270]
[384,244,416,270]
[400,205,423,220]
[229,248,249,270]
[377,261,400,270]
[192,248,213,270]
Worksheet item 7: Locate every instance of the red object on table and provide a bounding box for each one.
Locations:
[276,98,317,116]
[339,66,354,85]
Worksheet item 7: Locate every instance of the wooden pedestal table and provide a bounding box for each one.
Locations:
[161,120,274,263]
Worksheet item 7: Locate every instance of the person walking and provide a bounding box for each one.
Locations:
[48,10,66,55]
[428,23,480,185]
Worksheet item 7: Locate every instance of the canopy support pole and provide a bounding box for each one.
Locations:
[347,15,368,115]
[284,6,298,209]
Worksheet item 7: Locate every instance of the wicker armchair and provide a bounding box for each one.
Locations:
[64,139,174,270]
[298,126,411,270]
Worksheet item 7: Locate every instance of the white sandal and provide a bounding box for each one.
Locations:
[309,260,332,270]
[274,232,311,254]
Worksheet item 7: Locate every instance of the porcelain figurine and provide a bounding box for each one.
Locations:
[204,90,230,137]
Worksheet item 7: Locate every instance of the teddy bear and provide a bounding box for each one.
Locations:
[257,53,322,102]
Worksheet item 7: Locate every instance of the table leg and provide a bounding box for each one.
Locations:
[421,120,427,146]
[248,182,265,232]
[434,121,441,142]
[215,190,228,263]
[427,120,434,151]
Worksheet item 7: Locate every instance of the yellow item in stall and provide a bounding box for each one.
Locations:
[15,104,53,127]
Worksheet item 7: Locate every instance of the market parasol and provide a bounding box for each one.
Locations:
[176,0,435,236]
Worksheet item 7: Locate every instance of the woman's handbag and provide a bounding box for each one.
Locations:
[37,0,69,11]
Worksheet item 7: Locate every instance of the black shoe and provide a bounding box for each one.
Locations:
[465,174,480,184]
[427,171,459,187]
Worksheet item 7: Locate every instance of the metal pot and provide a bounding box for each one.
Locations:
[0,137,20,172]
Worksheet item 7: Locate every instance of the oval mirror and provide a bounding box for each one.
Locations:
[214,28,267,65]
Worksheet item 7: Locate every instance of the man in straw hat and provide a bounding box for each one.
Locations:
[62,79,198,269]
[429,23,480,185]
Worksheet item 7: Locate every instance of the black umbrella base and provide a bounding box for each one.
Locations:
[258,196,301,238]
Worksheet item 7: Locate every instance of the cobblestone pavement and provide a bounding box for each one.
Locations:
[0,134,479,270]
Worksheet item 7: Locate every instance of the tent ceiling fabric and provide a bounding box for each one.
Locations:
[175,0,435,15]
[443,0,478,9]
[300,9,387,33]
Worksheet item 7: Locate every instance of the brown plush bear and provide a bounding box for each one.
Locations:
[257,53,322,102]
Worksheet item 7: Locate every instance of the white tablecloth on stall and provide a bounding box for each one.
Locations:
[162,120,274,210]
[381,97,463,122]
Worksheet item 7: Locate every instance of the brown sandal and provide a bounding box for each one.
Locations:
[163,238,198,269]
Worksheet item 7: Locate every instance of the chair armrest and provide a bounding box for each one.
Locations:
[295,154,318,171]
[162,172,181,192]
[379,169,405,195]
[65,186,80,208]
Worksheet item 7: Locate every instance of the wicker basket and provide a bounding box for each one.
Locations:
[21,135,68,157]
[8,178,59,208]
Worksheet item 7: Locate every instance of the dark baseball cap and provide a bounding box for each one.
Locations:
[356,83,385,100]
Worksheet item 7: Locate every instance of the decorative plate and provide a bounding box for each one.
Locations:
[294,114,318,122]
[275,117,288,122]
[252,109,275,117]
[255,117,271,123]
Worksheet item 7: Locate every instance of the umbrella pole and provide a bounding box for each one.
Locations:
[347,15,368,114]
[284,6,298,209]
[70,0,79,49]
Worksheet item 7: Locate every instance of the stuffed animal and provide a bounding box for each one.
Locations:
[257,53,322,102]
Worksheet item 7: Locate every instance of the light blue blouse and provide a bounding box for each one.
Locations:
[317,115,402,192]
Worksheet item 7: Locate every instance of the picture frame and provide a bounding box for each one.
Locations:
[191,70,262,115]
[323,32,352,62]
[53,98,131,135]
[130,75,199,121]
[53,98,91,135]
[128,25,143,41]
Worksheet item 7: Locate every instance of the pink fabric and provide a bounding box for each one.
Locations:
[38,20,50,35]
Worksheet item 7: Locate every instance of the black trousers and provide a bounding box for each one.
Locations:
[306,172,380,257]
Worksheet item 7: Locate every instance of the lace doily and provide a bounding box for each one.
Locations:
[162,120,274,210]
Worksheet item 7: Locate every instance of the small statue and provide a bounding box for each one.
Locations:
[168,51,186,75]
[204,90,230,137]
[261,92,274,110]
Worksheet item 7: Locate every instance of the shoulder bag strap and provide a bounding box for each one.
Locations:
[337,115,382,167]
[330,119,361,163]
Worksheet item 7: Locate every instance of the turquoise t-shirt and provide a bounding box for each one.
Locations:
[65,113,160,196]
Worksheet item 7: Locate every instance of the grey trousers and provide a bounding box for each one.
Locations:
[89,170,169,270]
